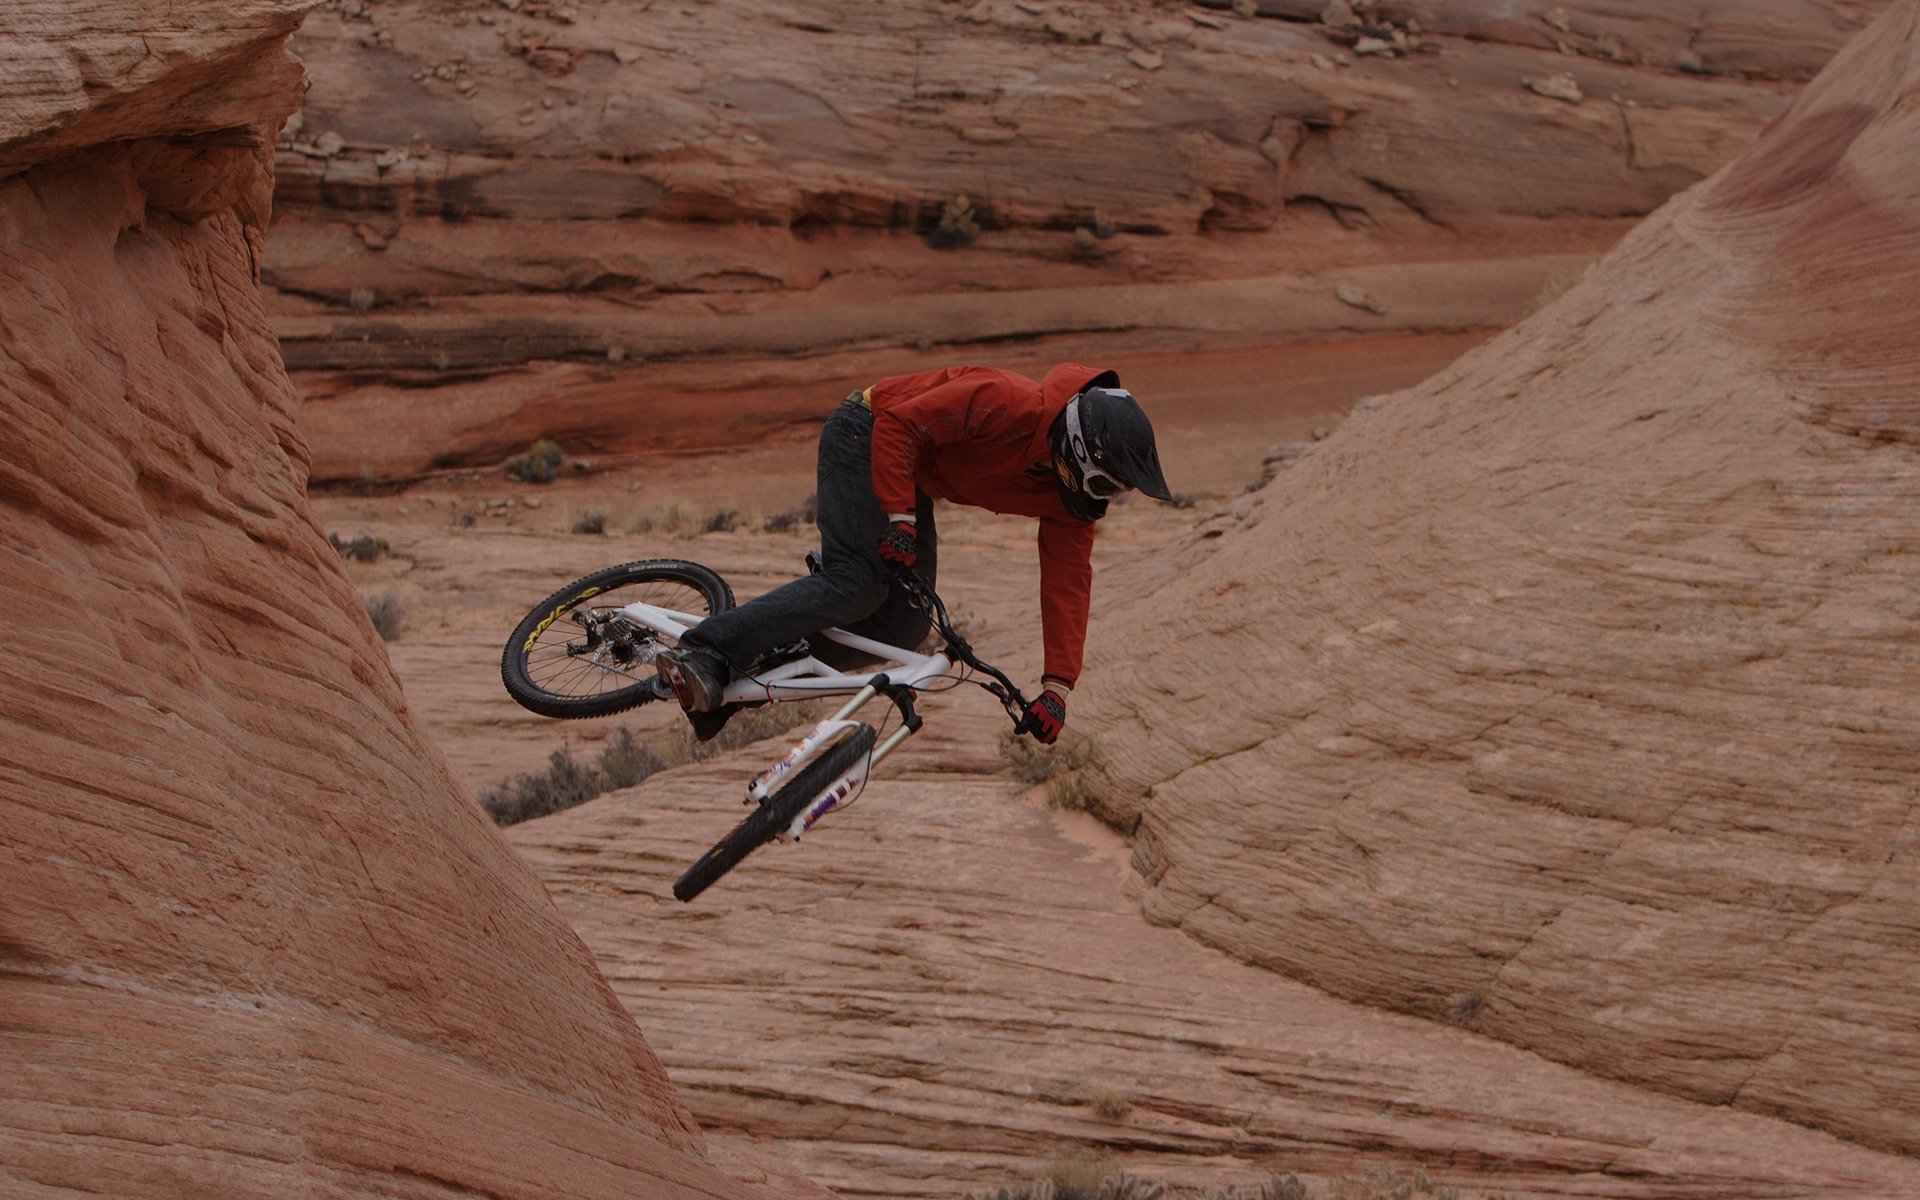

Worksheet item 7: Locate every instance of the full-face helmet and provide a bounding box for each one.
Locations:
[1050,385,1173,521]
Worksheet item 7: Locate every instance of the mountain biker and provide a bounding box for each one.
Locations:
[656,363,1173,744]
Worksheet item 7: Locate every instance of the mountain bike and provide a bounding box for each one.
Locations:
[499,559,1033,901]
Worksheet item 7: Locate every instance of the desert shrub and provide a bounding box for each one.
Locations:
[362,590,405,641]
[595,727,667,791]
[1073,226,1100,257]
[1042,1155,1122,1200]
[998,732,1100,784]
[928,194,980,248]
[1087,1087,1132,1121]
[480,728,674,825]
[477,747,601,825]
[330,532,390,562]
[480,702,833,826]
[763,495,818,533]
[348,286,375,313]
[629,504,742,538]
[572,507,607,535]
[506,438,565,483]
[1046,775,1088,811]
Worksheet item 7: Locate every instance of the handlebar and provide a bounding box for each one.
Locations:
[896,569,1033,731]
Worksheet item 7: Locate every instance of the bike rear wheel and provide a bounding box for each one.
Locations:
[502,559,733,719]
[673,723,878,902]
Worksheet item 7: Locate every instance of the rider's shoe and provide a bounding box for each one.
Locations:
[657,646,728,712]
[687,703,738,744]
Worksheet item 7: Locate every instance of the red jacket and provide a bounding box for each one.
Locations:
[868,363,1114,687]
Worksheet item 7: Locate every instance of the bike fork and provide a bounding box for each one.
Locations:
[748,676,924,843]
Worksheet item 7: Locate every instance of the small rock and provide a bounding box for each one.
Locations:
[1336,282,1385,314]
[314,130,346,157]
[1675,47,1705,72]
[1015,0,1044,12]
[523,498,541,509]
[1127,48,1164,70]
[1543,6,1572,32]
[613,45,644,63]
[1312,426,1331,440]
[1232,0,1257,16]
[1523,72,1583,103]
[1188,10,1226,29]
[1353,36,1394,56]
[1310,52,1336,70]
[375,147,407,170]
[353,223,388,251]
[1321,0,1360,29]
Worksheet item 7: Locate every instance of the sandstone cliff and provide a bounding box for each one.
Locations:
[269,0,1884,481]
[0,7,821,1197]
[1083,0,1920,1157]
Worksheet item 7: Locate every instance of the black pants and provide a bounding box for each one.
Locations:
[680,396,938,674]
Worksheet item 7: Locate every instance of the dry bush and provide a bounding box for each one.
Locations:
[330,532,390,562]
[478,746,601,825]
[1087,1087,1133,1121]
[362,590,405,641]
[506,438,565,483]
[1046,775,1089,811]
[479,701,833,826]
[1043,1155,1123,1200]
[928,194,981,248]
[762,494,817,533]
[999,732,1100,785]
[572,507,607,535]
[628,504,747,538]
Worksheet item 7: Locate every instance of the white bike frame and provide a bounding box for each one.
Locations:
[613,599,952,841]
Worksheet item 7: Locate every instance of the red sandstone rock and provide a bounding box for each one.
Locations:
[269,0,1886,481]
[0,7,824,1198]
[1084,0,1920,1159]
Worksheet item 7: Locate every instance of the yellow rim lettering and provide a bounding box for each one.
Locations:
[523,585,602,652]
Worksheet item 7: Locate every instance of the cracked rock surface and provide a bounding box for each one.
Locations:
[1081,0,1920,1160]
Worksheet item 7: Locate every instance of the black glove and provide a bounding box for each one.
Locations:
[877,519,918,573]
[1022,690,1066,745]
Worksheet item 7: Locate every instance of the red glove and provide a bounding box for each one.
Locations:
[878,519,918,572]
[1022,690,1066,745]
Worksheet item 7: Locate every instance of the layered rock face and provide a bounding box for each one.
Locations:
[270,0,1883,481]
[1084,0,1920,1156]
[0,7,819,1198]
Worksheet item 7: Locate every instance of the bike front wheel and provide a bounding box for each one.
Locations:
[673,723,878,902]
[502,559,733,719]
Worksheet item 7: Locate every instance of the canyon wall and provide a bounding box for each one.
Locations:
[270,0,1885,481]
[0,6,820,1197]
[1083,0,1920,1156]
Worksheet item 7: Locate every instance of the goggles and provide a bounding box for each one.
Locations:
[1064,394,1132,498]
